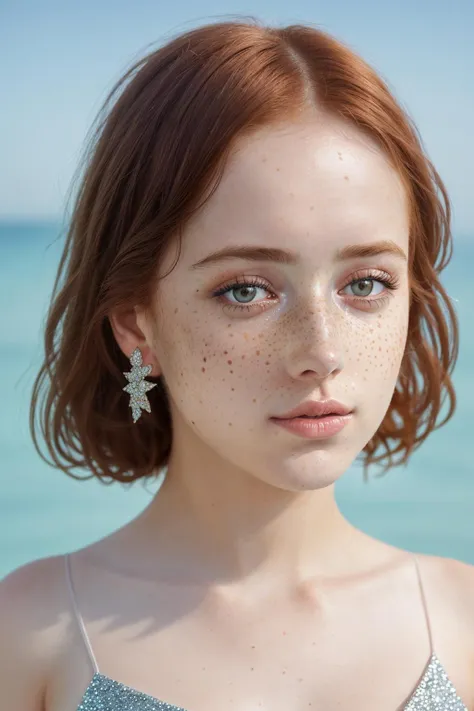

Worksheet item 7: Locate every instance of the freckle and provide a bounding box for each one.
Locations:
[310,205,314,211]
[265,361,270,365]
[174,307,179,314]
[191,421,195,424]
[227,360,232,365]
[253,398,257,403]
[228,422,232,426]
[203,357,207,362]
[224,350,228,355]
[344,175,349,181]
[202,367,206,372]
[256,350,260,355]
[242,355,246,359]
[230,370,233,374]
[231,388,235,391]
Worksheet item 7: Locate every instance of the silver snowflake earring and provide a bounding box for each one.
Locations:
[123,347,157,423]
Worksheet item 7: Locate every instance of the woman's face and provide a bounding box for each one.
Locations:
[137,114,410,491]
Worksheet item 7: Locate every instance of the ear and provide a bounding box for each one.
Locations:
[108,305,161,376]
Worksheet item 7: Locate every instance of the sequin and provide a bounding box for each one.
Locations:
[75,653,467,711]
[76,672,186,710]
[403,653,467,710]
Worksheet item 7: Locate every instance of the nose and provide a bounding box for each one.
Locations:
[283,302,344,382]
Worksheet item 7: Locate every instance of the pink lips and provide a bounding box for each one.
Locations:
[270,399,353,440]
[273,399,352,420]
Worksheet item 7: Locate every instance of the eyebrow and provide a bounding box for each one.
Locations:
[190,239,407,270]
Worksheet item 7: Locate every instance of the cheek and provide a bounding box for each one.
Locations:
[344,300,409,416]
[156,313,275,439]
[157,305,265,400]
[356,310,408,379]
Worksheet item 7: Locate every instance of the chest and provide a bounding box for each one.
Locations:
[52,585,463,711]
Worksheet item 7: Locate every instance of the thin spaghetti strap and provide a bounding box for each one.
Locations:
[64,553,100,675]
[412,553,434,657]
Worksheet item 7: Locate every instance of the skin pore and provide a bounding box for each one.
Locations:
[109,110,411,597]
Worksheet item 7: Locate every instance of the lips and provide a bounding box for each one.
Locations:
[272,399,352,419]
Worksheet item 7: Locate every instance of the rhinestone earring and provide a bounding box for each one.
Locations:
[123,347,157,423]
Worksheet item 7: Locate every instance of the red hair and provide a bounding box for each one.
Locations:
[29,19,458,483]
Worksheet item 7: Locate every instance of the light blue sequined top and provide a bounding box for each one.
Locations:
[64,554,467,711]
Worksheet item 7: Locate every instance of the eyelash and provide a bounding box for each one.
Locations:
[211,270,400,313]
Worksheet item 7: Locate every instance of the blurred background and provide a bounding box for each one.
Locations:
[1,0,473,579]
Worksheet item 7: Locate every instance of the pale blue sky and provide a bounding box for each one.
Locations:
[1,0,473,236]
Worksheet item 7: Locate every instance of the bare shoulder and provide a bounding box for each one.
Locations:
[415,553,474,656]
[0,555,70,710]
[417,552,474,606]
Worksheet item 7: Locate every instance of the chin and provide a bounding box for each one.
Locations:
[259,447,357,492]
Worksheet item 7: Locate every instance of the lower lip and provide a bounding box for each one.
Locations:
[270,414,352,439]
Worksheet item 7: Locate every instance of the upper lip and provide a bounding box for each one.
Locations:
[272,399,353,419]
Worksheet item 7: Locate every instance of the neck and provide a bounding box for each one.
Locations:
[135,432,367,592]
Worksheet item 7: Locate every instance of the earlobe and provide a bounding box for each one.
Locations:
[107,309,161,377]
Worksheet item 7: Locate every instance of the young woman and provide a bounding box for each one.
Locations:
[1,18,473,711]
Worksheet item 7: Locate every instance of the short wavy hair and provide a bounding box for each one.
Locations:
[29,18,459,484]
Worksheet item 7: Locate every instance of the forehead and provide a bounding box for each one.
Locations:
[181,116,410,261]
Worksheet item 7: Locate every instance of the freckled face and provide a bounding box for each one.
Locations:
[143,116,410,491]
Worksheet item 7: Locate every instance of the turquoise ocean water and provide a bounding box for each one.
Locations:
[1,221,473,579]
